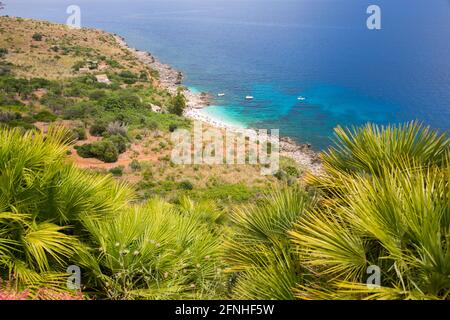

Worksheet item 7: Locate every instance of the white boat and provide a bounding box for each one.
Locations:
[297,96,306,101]
[245,96,254,100]
[217,93,225,97]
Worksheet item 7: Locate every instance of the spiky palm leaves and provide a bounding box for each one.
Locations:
[80,198,225,300]
[224,187,316,299]
[0,127,132,292]
[292,122,449,299]
[320,121,448,176]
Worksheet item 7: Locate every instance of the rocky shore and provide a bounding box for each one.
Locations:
[114,35,322,174]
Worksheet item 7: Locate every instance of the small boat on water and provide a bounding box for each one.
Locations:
[297,96,306,101]
[245,96,254,100]
[217,93,225,97]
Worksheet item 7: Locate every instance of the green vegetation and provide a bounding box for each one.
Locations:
[223,121,449,300]
[32,33,43,41]
[75,140,119,163]
[1,17,448,301]
[0,120,448,300]
[109,166,124,176]
[0,127,133,295]
[168,92,186,116]
[0,127,225,299]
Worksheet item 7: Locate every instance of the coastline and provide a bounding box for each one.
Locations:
[114,35,322,174]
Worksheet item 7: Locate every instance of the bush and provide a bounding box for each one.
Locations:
[102,94,142,110]
[284,166,300,178]
[109,166,124,176]
[88,90,106,100]
[178,180,194,190]
[72,127,87,141]
[89,121,107,136]
[0,48,8,58]
[0,62,12,76]
[168,92,186,116]
[40,94,73,113]
[148,120,159,130]
[129,159,141,172]
[107,134,127,154]
[169,123,178,132]
[75,140,119,163]
[107,121,128,137]
[62,104,86,119]
[33,110,57,122]
[0,110,21,122]
[273,170,287,180]
[118,70,136,79]
[32,33,43,41]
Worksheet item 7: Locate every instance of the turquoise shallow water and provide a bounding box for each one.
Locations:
[5,0,450,149]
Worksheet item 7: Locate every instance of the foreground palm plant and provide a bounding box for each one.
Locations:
[292,163,449,299]
[224,186,316,299]
[292,122,450,299]
[307,121,449,201]
[80,198,226,299]
[0,127,132,293]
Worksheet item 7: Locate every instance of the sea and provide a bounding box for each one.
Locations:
[4,0,450,149]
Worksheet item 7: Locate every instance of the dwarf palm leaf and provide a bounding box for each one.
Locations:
[0,127,133,291]
[323,121,448,175]
[224,186,315,299]
[292,162,450,299]
[80,198,225,299]
[308,122,449,199]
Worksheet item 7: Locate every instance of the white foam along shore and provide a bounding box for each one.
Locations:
[114,35,322,174]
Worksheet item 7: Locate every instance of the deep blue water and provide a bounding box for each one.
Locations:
[4,0,450,149]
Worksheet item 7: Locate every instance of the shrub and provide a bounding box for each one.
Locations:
[109,166,124,176]
[129,159,141,172]
[107,121,128,137]
[72,126,87,141]
[169,123,178,132]
[284,166,299,178]
[75,140,119,163]
[33,110,57,122]
[89,121,107,136]
[40,94,73,113]
[273,170,287,180]
[118,70,136,79]
[32,33,43,41]
[0,62,12,76]
[148,120,159,130]
[88,90,106,100]
[71,61,85,72]
[168,92,186,116]
[0,110,20,122]
[107,134,127,154]
[0,48,8,58]
[102,94,142,110]
[62,104,86,119]
[178,180,194,190]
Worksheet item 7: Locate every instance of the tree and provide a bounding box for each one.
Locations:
[169,92,186,116]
